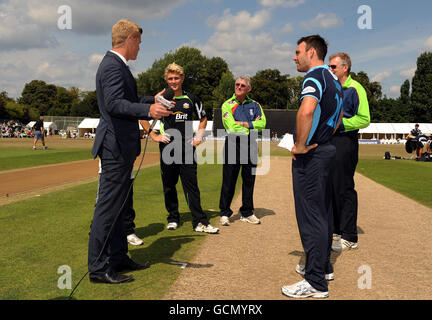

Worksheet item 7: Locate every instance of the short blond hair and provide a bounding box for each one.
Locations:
[164,63,184,79]
[329,52,352,73]
[112,19,142,48]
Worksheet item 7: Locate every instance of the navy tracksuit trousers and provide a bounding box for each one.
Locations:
[292,143,336,292]
[330,131,359,243]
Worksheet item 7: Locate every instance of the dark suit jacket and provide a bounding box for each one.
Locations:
[92,51,152,162]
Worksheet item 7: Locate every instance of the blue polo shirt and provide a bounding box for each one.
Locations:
[296,65,343,146]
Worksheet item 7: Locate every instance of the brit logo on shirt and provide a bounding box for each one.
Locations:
[223,112,229,119]
[249,109,254,116]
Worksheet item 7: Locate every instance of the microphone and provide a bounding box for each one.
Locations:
[157,87,175,109]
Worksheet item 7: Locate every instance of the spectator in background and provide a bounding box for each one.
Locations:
[32,116,47,150]
[406,124,423,159]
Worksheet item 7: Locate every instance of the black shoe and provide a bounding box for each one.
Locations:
[89,272,134,284]
[114,259,150,272]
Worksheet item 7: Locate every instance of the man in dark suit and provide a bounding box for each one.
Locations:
[88,19,172,284]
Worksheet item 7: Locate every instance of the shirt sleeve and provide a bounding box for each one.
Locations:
[221,101,248,135]
[300,75,323,102]
[341,83,370,132]
[250,103,266,131]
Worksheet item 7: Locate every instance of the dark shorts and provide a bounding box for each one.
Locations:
[35,131,44,140]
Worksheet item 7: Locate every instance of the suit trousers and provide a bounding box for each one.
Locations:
[330,131,359,243]
[292,143,335,292]
[88,157,134,275]
[219,135,257,218]
[159,143,209,229]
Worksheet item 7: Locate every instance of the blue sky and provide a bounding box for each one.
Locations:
[1,0,432,100]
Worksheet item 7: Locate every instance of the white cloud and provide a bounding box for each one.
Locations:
[400,68,416,78]
[194,9,297,78]
[210,9,271,33]
[301,13,343,30]
[422,36,432,51]
[259,0,306,8]
[0,49,104,97]
[372,71,392,83]
[281,23,294,33]
[389,85,400,94]
[0,0,186,51]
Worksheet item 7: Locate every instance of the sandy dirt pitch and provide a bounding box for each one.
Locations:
[163,156,432,300]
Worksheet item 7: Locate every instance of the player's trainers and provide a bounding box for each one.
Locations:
[32,146,36,150]
[295,264,334,281]
[333,233,341,241]
[127,233,143,246]
[240,214,260,224]
[281,279,329,299]
[43,146,48,150]
[194,223,219,234]
[332,239,358,252]
[167,222,178,230]
[220,216,230,226]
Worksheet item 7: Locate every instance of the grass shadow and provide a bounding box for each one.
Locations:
[134,223,164,239]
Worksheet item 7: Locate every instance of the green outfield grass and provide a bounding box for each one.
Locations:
[357,144,432,208]
[0,136,161,172]
[0,162,225,300]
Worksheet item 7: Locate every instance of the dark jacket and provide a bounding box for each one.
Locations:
[92,51,152,162]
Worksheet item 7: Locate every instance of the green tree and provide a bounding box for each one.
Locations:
[411,52,432,122]
[286,76,304,109]
[137,46,229,119]
[70,91,99,117]
[250,69,290,109]
[0,91,9,119]
[50,86,80,115]
[19,80,57,115]
[212,70,235,111]
[351,71,383,122]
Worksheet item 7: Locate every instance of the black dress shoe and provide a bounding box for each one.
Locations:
[115,259,150,272]
[89,272,134,284]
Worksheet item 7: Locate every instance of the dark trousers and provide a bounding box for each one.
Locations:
[159,143,209,229]
[330,131,359,243]
[88,158,134,275]
[124,180,136,236]
[292,143,335,292]
[219,135,257,218]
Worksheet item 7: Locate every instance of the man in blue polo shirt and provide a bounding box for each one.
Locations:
[281,35,343,299]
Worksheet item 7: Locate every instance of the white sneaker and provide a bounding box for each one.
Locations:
[240,214,260,224]
[127,233,143,246]
[194,223,219,234]
[295,264,334,281]
[281,279,329,299]
[332,238,358,252]
[43,146,48,150]
[167,222,178,230]
[333,233,341,241]
[220,216,230,226]
[32,146,36,150]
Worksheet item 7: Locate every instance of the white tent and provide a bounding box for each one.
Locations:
[78,118,99,137]
[26,121,57,135]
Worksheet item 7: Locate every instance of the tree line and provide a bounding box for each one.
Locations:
[1,47,431,123]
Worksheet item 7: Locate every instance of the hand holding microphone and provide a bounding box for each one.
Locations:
[156,87,175,109]
[150,88,175,119]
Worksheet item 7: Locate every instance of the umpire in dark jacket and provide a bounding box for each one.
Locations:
[88,19,172,284]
